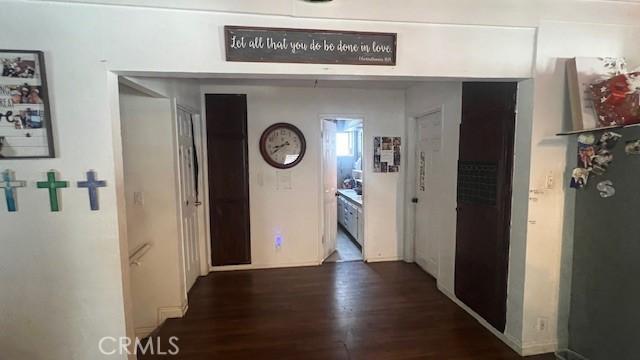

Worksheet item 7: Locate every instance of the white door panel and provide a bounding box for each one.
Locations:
[177,108,200,292]
[322,120,338,260]
[415,111,442,277]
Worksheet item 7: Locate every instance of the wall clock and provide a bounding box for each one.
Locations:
[259,123,306,169]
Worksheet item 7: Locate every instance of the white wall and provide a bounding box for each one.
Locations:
[27,2,536,80]
[43,0,640,28]
[521,21,640,353]
[122,77,201,112]
[201,85,405,268]
[123,76,208,276]
[119,85,185,337]
[506,79,535,352]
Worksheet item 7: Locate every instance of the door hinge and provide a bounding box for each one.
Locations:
[411,197,418,204]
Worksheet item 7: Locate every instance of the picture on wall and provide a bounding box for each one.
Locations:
[373,136,401,173]
[567,57,640,131]
[0,50,54,159]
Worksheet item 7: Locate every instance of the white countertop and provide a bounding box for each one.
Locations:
[337,189,363,206]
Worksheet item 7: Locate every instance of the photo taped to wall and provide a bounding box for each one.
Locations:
[373,136,401,173]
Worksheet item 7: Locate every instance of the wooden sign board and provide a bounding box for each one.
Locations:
[224,26,396,66]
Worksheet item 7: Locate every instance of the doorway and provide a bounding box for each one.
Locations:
[322,117,364,263]
[118,81,204,338]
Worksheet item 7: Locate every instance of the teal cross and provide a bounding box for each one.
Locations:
[37,171,69,212]
[0,170,26,212]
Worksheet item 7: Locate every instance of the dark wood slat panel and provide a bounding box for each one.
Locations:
[208,138,249,199]
[455,82,517,333]
[206,94,251,266]
[205,94,247,135]
[211,201,250,265]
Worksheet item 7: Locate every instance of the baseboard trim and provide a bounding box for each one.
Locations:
[366,256,402,263]
[208,258,405,271]
[521,341,559,356]
[158,303,189,324]
[209,261,321,272]
[437,285,524,355]
[134,303,188,340]
[414,256,437,277]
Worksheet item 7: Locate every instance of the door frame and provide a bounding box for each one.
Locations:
[318,114,366,264]
[112,76,208,351]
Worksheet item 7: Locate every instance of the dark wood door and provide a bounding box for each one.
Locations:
[455,82,517,332]
[206,94,251,266]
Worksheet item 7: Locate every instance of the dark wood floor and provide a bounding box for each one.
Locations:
[141,262,555,360]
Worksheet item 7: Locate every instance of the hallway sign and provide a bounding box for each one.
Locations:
[224,26,396,66]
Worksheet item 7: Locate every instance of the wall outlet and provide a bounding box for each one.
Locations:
[536,317,549,332]
[275,235,283,249]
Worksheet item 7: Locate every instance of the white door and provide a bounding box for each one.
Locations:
[414,112,442,276]
[322,120,338,260]
[177,107,200,291]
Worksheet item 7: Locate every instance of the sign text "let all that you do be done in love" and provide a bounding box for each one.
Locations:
[224,26,397,66]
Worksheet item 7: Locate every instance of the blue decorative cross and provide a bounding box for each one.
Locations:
[77,170,107,211]
[0,170,26,212]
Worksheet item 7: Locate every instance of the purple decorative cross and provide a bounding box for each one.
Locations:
[77,170,107,211]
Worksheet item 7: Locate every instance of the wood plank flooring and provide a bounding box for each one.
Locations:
[140,262,555,360]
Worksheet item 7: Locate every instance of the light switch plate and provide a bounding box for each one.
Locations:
[545,173,554,189]
[133,191,144,206]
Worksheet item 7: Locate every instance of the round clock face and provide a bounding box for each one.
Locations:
[259,123,306,169]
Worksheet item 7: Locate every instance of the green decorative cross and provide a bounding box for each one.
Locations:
[37,171,69,212]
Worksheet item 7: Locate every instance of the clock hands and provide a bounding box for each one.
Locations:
[270,141,290,155]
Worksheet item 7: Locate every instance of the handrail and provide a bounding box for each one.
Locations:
[129,242,153,266]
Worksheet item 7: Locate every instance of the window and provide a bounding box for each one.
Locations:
[336,132,353,157]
